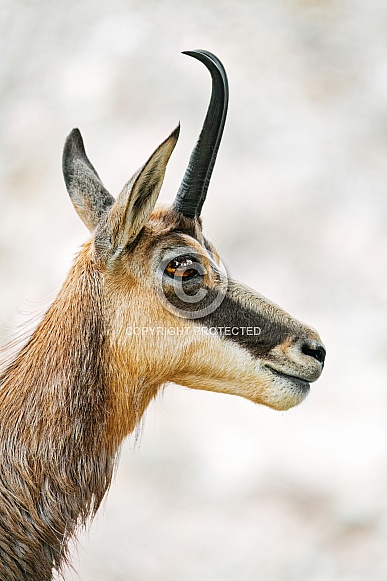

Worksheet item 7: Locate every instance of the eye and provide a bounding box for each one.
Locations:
[166,255,200,280]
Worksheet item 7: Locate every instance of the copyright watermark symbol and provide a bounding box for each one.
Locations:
[154,246,228,320]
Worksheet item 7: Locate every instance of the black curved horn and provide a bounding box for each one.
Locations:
[172,50,229,218]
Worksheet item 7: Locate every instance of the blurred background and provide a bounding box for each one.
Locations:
[2,0,387,579]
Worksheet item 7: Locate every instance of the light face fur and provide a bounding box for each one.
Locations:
[0,51,325,579]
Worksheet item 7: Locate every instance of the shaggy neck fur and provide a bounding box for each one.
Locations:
[0,249,136,580]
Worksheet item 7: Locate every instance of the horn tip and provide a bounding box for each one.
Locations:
[182,49,204,59]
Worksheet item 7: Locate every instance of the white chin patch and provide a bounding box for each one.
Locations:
[258,371,310,411]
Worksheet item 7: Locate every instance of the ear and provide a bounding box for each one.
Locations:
[96,125,180,259]
[62,129,115,231]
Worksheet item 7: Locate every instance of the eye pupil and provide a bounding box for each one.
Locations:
[166,255,199,280]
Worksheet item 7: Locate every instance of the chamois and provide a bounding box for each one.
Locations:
[0,50,325,579]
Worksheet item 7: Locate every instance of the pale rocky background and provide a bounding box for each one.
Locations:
[2,0,387,580]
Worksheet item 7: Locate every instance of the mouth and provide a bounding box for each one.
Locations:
[266,366,310,395]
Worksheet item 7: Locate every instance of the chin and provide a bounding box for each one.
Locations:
[251,370,311,411]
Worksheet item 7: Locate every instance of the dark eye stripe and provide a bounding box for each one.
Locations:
[163,279,292,357]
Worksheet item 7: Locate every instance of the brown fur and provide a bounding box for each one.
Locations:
[0,247,115,578]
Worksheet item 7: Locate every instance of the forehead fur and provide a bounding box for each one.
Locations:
[121,204,204,258]
[133,204,221,267]
[146,204,203,239]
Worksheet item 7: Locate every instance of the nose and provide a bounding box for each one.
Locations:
[301,339,326,366]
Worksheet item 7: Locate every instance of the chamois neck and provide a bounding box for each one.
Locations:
[0,248,118,579]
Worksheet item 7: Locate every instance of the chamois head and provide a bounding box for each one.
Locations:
[63,50,325,422]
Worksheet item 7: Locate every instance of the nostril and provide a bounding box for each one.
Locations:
[301,341,326,365]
